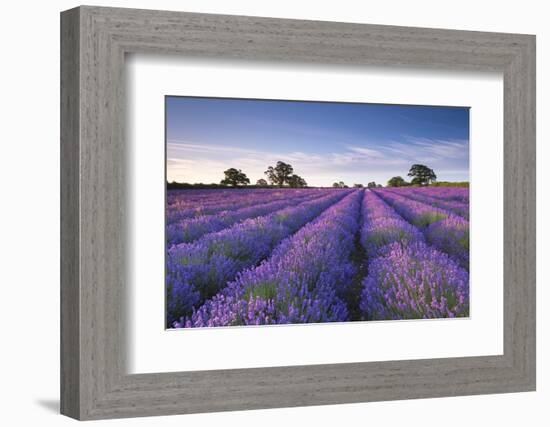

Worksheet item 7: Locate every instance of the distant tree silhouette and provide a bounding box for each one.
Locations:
[353,183,364,188]
[332,181,348,188]
[264,161,307,188]
[367,181,377,188]
[387,176,407,187]
[220,168,250,187]
[256,178,268,187]
[408,164,437,186]
[265,161,294,187]
[287,174,307,188]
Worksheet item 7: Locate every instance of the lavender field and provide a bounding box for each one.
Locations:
[166,187,470,328]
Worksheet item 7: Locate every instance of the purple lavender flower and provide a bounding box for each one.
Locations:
[166,190,350,326]
[166,186,470,328]
[166,188,318,224]
[426,215,469,270]
[360,241,469,320]
[373,189,450,228]
[166,191,326,246]
[360,191,424,257]
[414,187,469,204]
[371,189,469,269]
[184,190,363,328]
[384,188,469,219]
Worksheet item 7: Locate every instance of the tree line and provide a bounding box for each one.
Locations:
[329,164,438,189]
[221,161,308,188]
[386,164,437,187]
[331,182,382,189]
[167,162,468,190]
[219,163,439,189]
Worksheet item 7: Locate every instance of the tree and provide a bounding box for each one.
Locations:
[353,183,364,188]
[220,168,250,187]
[332,182,340,188]
[387,176,407,187]
[265,161,294,187]
[339,181,346,188]
[407,164,437,186]
[256,178,268,187]
[367,181,377,188]
[287,174,307,188]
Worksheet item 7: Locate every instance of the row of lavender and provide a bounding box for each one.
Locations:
[167,188,317,224]
[167,188,304,207]
[413,186,469,203]
[371,189,469,270]
[166,190,330,246]
[360,191,469,319]
[168,186,470,327]
[184,190,363,326]
[167,189,352,325]
[383,187,469,219]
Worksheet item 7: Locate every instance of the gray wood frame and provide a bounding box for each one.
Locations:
[60,5,536,420]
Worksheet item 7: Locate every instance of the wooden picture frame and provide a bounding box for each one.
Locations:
[60,5,536,420]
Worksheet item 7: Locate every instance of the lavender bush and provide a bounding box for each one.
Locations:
[373,189,469,268]
[360,241,470,320]
[165,187,470,328]
[166,188,315,224]
[166,190,349,325]
[360,191,424,257]
[166,191,324,246]
[373,189,450,228]
[415,187,469,203]
[182,190,363,328]
[426,215,470,270]
[385,188,469,219]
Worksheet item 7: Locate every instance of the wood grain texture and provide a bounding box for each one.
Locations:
[60,7,80,419]
[60,5,536,420]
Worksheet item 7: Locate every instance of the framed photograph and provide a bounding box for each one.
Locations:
[61,6,536,420]
[164,97,471,329]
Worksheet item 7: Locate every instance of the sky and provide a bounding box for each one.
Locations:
[166,96,470,187]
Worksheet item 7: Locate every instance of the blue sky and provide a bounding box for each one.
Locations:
[166,96,469,187]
